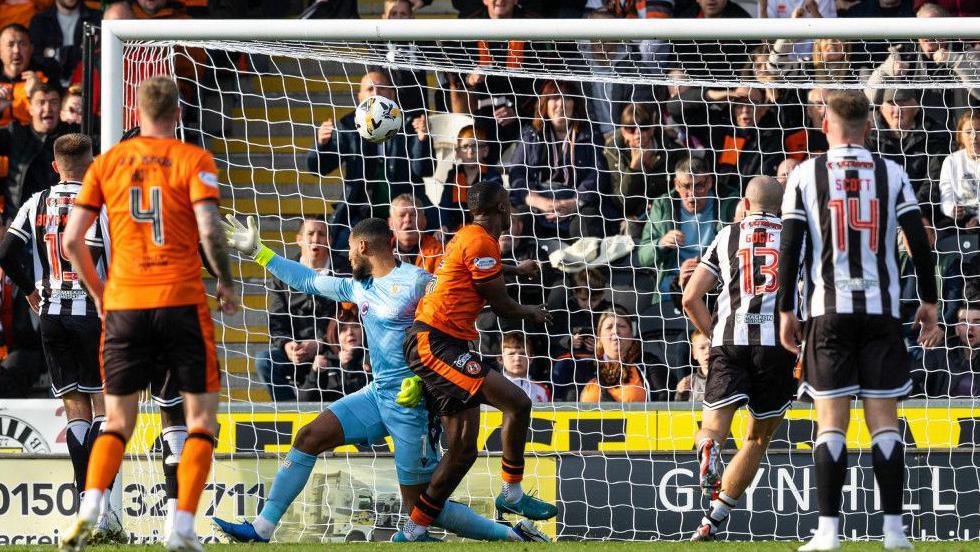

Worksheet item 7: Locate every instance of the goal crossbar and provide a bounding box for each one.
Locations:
[100,17,980,146]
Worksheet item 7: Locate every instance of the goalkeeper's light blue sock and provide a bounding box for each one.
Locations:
[434,500,517,541]
[255,448,317,532]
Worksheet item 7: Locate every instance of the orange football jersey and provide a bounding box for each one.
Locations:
[415,224,501,341]
[76,137,220,310]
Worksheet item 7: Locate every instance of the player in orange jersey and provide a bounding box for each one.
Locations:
[395,180,556,542]
[58,76,239,552]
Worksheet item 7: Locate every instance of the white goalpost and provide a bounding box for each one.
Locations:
[98,17,980,543]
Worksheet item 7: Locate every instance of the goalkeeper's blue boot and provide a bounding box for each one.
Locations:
[495,493,558,521]
[211,518,269,543]
[391,530,443,542]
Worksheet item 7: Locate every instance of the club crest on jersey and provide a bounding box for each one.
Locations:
[464,360,482,375]
[390,284,401,295]
[473,257,497,270]
[360,301,370,315]
[453,353,472,368]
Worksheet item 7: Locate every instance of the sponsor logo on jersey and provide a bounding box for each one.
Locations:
[454,353,472,368]
[734,312,775,325]
[473,257,497,270]
[835,278,879,291]
[464,360,482,375]
[198,171,219,188]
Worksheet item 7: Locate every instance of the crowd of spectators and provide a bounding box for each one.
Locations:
[2,0,979,403]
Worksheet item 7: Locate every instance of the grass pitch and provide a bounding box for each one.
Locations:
[7,543,980,552]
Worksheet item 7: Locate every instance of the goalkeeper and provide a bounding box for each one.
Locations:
[213,216,547,544]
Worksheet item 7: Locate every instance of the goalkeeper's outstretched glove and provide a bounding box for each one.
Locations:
[397,375,423,408]
[222,214,274,266]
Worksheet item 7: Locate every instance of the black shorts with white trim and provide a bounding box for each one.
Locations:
[703,345,798,419]
[799,313,911,400]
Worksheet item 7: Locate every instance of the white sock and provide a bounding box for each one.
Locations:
[708,492,736,522]
[79,489,102,522]
[174,511,197,536]
[883,514,904,535]
[251,516,275,540]
[164,498,177,537]
[402,518,428,539]
[503,482,524,503]
[816,515,840,536]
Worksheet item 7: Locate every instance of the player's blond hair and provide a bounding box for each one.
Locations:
[53,133,93,180]
[138,76,179,122]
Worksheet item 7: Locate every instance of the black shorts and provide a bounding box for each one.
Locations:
[704,345,798,419]
[403,322,489,417]
[102,303,220,399]
[801,313,911,400]
[41,314,103,397]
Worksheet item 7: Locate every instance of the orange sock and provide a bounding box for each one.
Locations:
[85,432,126,493]
[176,429,215,514]
[501,457,524,484]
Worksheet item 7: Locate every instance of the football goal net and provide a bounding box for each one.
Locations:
[100,17,980,543]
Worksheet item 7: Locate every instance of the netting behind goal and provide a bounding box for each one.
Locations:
[113,29,980,542]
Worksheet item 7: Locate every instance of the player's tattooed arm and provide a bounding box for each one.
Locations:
[194,200,240,314]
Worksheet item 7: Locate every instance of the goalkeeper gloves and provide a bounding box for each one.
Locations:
[396,375,423,408]
[222,214,274,266]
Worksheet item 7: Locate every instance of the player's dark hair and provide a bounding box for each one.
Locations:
[467,180,507,216]
[53,133,93,179]
[350,217,393,249]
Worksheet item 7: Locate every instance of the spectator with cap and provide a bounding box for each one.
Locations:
[308,70,433,251]
[865,2,980,130]
[939,109,980,230]
[638,155,739,296]
[604,104,672,238]
[389,193,443,274]
[0,23,59,128]
[255,216,337,402]
[28,0,99,87]
[867,88,952,226]
[0,83,74,218]
[507,79,610,239]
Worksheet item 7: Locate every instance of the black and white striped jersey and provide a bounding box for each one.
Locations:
[7,182,109,316]
[700,212,782,347]
[778,145,921,320]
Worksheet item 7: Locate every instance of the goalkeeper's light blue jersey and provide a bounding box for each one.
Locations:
[264,255,433,389]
